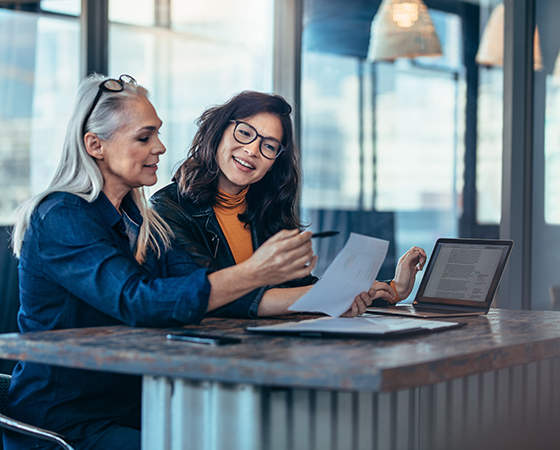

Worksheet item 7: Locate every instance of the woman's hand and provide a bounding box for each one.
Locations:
[392,246,427,300]
[341,281,396,317]
[207,230,316,313]
[243,229,318,287]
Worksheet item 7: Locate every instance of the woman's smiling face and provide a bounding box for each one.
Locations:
[94,96,165,197]
[216,112,282,195]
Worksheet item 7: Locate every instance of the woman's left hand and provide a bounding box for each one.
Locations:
[341,281,396,317]
[393,246,427,300]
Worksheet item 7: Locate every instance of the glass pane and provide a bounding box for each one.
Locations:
[171,0,271,43]
[545,78,560,224]
[301,53,362,211]
[301,1,466,291]
[109,0,154,26]
[374,61,462,214]
[109,0,274,195]
[475,0,504,225]
[533,0,560,310]
[476,67,502,224]
[0,9,79,224]
[41,0,80,16]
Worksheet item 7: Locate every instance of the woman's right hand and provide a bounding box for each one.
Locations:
[243,229,317,287]
[207,229,316,312]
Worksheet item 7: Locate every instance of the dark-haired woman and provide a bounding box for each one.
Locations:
[151,91,426,316]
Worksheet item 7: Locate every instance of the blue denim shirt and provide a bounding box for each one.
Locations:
[4,191,213,449]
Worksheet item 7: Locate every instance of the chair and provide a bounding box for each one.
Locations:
[0,226,20,375]
[0,374,75,450]
[309,209,397,279]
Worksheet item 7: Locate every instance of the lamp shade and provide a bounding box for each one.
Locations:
[475,2,543,71]
[367,0,442,62]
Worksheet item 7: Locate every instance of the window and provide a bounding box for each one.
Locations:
[0,0,276,225]
[0,6,79,224]
[532,0,560,310]
[545,72,560,225]
[300,0,501,297]
[109,0,275,195]
[40,0,80,16]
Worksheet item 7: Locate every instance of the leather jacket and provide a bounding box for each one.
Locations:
[150,182,318,318]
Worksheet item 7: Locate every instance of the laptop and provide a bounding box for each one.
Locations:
[366,238,514,318]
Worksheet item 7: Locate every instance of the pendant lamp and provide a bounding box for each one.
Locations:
[475,2,543,71]
[367,0,443,62]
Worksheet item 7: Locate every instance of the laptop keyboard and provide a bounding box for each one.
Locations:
[413,306,473,314]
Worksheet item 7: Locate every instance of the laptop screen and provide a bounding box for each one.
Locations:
[414,238,514,309]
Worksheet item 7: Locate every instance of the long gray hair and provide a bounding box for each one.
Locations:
[12,73,171,263]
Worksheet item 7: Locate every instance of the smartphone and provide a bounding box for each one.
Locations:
[166,331,242,346]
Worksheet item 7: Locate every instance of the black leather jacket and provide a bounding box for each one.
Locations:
[150,182,317,318]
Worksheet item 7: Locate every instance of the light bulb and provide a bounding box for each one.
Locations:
[392,3,419,28]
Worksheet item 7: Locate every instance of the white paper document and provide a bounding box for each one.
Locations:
[288,233,389,317]
[247,316,462,336]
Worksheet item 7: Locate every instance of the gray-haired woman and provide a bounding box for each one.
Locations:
[5,74,316,450]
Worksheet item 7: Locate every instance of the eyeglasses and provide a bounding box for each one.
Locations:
[230,120,285,160]
[82,74,137,136]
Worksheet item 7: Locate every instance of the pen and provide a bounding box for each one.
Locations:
[311,231,340,239]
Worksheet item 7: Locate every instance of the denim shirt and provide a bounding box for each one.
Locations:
[4,191,212,449]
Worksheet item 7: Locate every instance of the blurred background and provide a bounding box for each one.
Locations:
[0,1,556,332]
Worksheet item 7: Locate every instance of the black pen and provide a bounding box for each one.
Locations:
[311,231,340,239]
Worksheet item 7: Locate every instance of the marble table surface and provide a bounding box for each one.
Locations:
[0,309,559,392]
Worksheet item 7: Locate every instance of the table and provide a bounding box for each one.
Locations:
[0,309,560,450]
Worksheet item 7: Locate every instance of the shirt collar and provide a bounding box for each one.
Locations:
[94,191,144,228]
[121,192,144,226]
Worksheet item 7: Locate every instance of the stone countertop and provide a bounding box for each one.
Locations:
[0,309,559,392]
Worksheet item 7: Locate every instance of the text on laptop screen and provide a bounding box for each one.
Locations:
[423,244,505,301]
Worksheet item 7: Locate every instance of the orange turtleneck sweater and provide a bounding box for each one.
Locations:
[213,187,253,264]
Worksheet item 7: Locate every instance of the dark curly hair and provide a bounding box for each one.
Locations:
[174,90,303,238]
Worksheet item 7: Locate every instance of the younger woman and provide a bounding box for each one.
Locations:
[151,91,425,316]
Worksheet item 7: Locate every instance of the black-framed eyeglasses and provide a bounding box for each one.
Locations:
[82,74,137,136]
[229,120,285,160]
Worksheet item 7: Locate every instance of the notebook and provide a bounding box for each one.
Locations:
[246,316,466,339]
[366,238,514,318]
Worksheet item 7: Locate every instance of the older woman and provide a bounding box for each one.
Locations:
[5,76,317,450]
[150,91,426,317]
